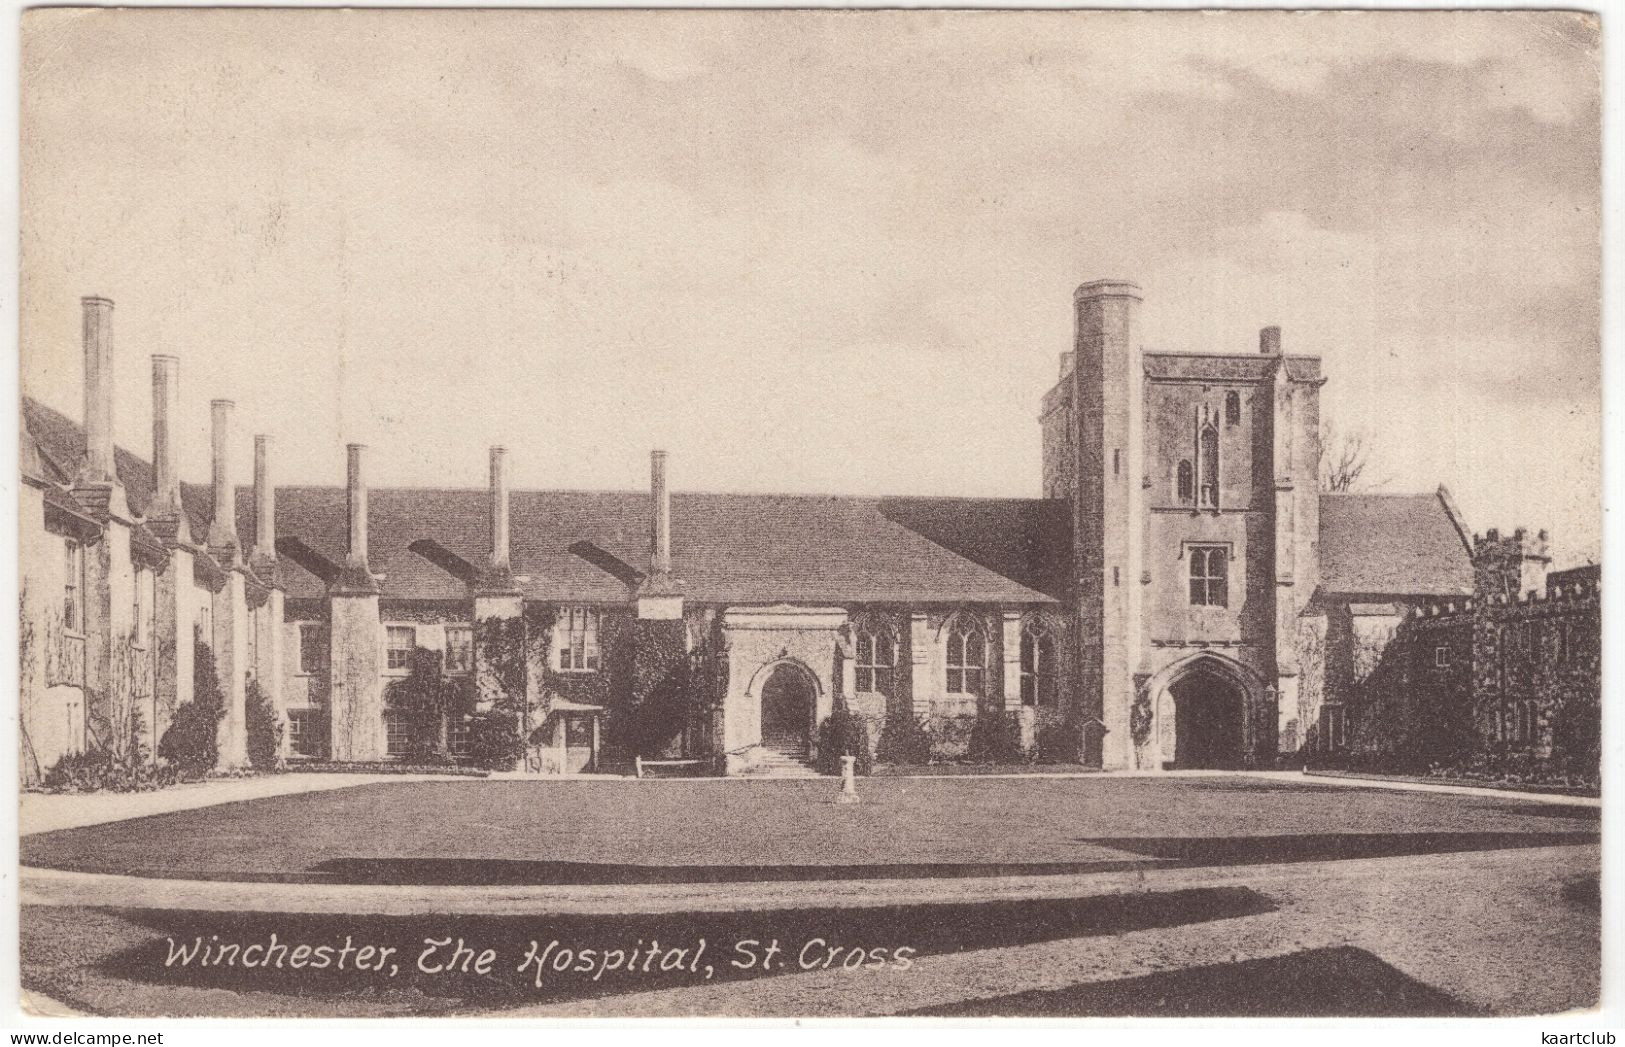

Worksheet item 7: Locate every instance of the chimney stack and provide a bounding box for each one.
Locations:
[82,296,115,482]
[207,399,239,558]
[149,355,188,541]
[489,446,510,569]
[650,449,671,579]
[1259,326,1282,355]
[252,435,275,563]
[346,443,369,571]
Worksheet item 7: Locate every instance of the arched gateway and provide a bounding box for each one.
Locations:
[758,661,817,752]
[1146,653,1268,770]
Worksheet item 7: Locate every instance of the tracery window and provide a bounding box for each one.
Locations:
[1019,617,1057,707]
[945,616,986,695]
[1176,460,1194,503]
[854,623,895,695]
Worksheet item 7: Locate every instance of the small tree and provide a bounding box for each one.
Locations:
[159,641,226,776]
[1319,420,1388,493]
[245,678,284,770]
[968,710,1027,764]
[816,701,872,776]
[875,709,931,765]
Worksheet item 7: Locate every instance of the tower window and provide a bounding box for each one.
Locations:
[1225,391,1241,426]
[1189,546,1229,608]
[1176,460,1193,503]
[1199,426,1220,507]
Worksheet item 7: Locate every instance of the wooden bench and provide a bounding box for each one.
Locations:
[634,757,709,779]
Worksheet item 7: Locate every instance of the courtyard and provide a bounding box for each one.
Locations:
[19,773,1600,1018]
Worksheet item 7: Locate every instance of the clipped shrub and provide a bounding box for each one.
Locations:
[925,714,975,762]
[463,708,525,771]
[816,701,873,776]
[245,679,284,771]
[875,709,932,765]
[1036,717,1087,764]
[42,740,178,794]
[159,641,226,776]
[969,710,1029,764]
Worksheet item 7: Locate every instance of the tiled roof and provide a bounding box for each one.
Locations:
[1142,353,1323,383]
[1317,491,1474,597]
[248,486,1072,605]
[23,397,1068,606]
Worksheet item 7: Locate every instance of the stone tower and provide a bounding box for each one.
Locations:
[1068,280,1144,765]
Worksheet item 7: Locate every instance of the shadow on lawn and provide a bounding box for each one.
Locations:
[908,945,1479,1017]
[1078,830,1596,869]
[93,887,1274,1012]
[292,829,1593,885]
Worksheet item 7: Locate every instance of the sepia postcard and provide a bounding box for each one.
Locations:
[11,6,1605,1026]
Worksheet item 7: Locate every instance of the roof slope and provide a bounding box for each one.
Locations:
[251,486,1071,605]
[22,396,1068,605]
[1317,491,1473,596]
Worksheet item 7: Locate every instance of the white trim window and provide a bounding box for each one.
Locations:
[384,709,412,757]
[287,708,328,758]
[443,624,473,675]
[63,539,85,634]
[1189,546,1229,608]
[297,622,326,675]
[385,625,416,673]
[1434,645,1450,669]
[555,608,601,673]
[854,624,895,695]
[945,616,986,695]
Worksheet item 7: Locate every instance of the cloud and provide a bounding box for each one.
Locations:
[18,9,1601,564]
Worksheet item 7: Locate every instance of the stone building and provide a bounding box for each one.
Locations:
[18,282,1600,781]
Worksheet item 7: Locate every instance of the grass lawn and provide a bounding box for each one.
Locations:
[19,775,1599,1018]
[20,775,1597,885]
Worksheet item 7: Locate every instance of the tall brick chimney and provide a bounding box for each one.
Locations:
[345,443,369,573]
[489,445,510,570]
[251,435,275,566]
[148,354,189,543]
[206,399,240,561]
[650,449,672,581]
[81,296,115,482]
[1259,326,1282,355]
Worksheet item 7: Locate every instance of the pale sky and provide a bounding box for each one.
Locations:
[19,9,1602,566]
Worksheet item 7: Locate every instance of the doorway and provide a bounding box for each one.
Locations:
[1170,670,1245,769]
[760,663,814,750]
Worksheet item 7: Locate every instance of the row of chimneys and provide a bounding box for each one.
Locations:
[80,296,675,583]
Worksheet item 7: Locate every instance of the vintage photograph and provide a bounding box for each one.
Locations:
[14,8,1602,1021]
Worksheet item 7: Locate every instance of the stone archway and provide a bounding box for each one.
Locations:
[1169,669,1245,768]
[1145,652,1268,770]
[750,659,820,752]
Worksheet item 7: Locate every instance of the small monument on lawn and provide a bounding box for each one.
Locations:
[835,754,862,804]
